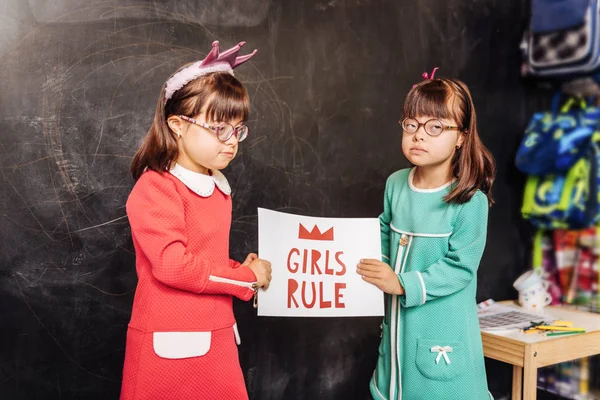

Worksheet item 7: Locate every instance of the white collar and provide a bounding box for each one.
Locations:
[408,167,454,193]
[169,163,231,197]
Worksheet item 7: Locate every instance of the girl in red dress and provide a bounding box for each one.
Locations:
[120,40,272,400]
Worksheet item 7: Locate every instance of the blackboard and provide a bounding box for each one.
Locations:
[0,0,548,398]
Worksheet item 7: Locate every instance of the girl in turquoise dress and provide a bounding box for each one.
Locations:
[358,75,496,400]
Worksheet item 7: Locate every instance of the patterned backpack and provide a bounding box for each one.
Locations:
[521,137,600,229]
[521,0,600,79]
[516,94,599,175]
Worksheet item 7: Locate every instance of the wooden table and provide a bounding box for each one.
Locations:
[481,302,600,400]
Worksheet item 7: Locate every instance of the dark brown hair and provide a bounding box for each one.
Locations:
[403,78,495,205]
[130,69,250,180]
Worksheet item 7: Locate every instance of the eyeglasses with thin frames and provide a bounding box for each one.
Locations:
[178,115,249,142]
[400,117,463,137]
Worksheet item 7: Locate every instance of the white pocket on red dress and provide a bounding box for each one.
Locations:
[152,332,211,359]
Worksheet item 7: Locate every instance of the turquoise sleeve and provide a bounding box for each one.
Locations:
[399,192,488,307]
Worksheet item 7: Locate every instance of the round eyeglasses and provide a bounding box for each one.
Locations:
[178,115,249,142]
[400,117,462,137]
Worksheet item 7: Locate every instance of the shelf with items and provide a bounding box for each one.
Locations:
[537,357,599,400]
[517,1,600,397]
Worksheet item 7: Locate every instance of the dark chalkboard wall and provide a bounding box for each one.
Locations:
[1,0,547,399]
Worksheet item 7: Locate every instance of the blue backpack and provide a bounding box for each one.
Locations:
[516,94,600,175]
[521,136,600,229]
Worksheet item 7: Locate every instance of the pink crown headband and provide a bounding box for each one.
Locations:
[164,40,257,103]
[412,67,439,88]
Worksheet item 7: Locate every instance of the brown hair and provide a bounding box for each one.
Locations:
[403,78,495,205]
[130,69,250,180]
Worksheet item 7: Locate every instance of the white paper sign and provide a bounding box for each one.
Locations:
[257,208,384,317]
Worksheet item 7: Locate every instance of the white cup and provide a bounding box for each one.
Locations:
[518,283,552,310]
[513,269,544,292]
[514,269,552,310]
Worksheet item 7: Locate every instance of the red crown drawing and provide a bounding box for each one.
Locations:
[298,223,334,241]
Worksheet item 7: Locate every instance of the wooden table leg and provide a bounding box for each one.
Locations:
[523,345,537,400]
[512,365,523,400]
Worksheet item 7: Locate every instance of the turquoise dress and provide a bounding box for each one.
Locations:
[370,168,492,400]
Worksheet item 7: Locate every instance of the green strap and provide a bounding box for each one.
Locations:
[558,158,587,211]
[532,230,544,270]
[560,97,587,113]
[521,175,539,216]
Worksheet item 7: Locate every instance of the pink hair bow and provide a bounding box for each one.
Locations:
[413,67,439,88]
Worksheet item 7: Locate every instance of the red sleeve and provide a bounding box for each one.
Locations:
[126,172,257,300]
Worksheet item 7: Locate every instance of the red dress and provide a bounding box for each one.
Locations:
[120,164,256,400]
